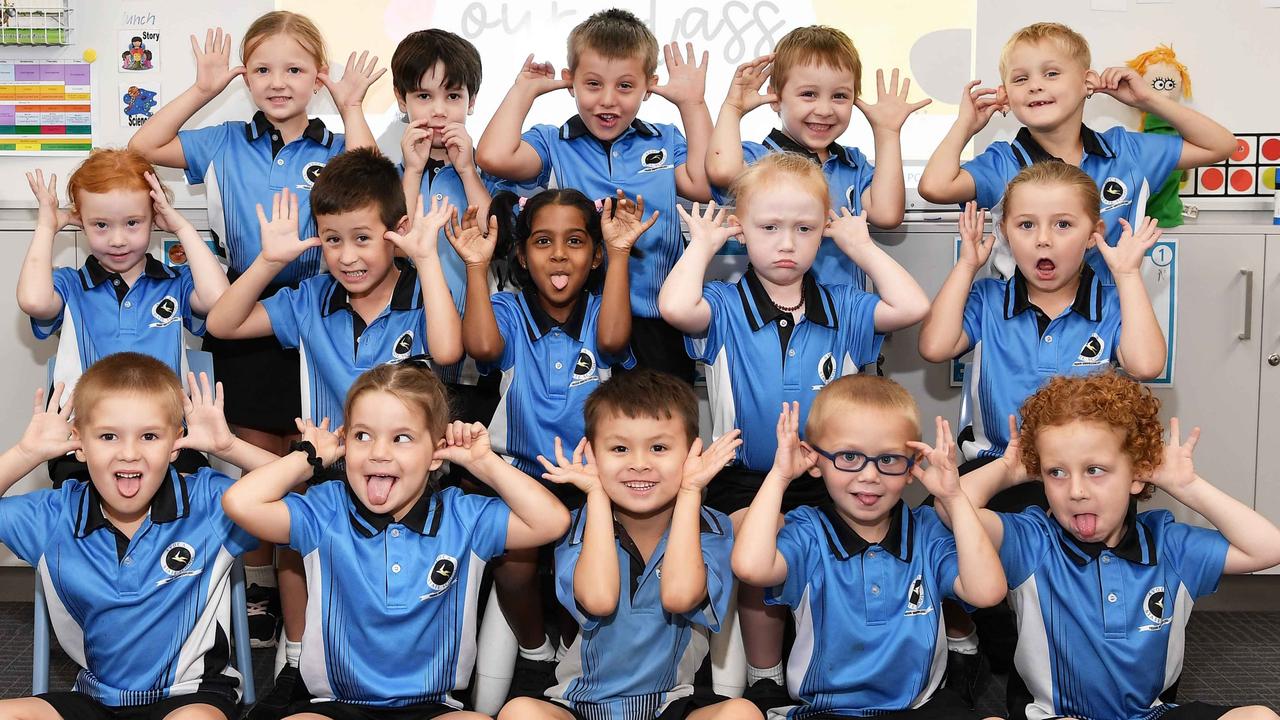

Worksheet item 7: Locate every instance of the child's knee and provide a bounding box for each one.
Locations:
[714,697,765,719]
[1224,706,1280,720]
[497,697,548,720]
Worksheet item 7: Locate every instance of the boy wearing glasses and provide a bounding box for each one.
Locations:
[732,376,1006,719]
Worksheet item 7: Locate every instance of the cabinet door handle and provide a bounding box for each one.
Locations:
[1239,269,1254,340]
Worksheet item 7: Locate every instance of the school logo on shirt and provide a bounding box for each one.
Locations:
[149,295,179,328]
[420,554,459,600]
[817,352,837,385]
[161,542,195,575]
[904,574,933,616]
[1074,333,1106,366]
[1139,586,1171,631]
[392,331,414,360]
[1100,177,1130,210]
[298,161,326,190]
[639,148,673,173]
[570,349,599,387]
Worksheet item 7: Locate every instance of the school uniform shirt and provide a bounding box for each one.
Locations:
[999,506,1230,720]
[686,268,882,472]
[0,467,254,707]
[483,288,634,478]
[962,125,1182,284]
[522,117,688,319]
[765,502,961,717]
[548,505,734,720]
[713,129,877,289]
[179,111,344,286]
[958,264,1120,461]
[285,480,510,708]
[261,259,429,428]
[33,254,202,394]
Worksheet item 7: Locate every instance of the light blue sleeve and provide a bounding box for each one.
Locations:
[1109,126,1184,191]
[177,267,206,337]
[284,481,345,555]
[0,488,64,564]
[477,292,521,374]
[197,468,257,556]
[670,124,688,167]
[916,507,963,604]
[30,267,78,339]
[677,509,734,631]
[178,122,234,186]
[962,143,1019,210]
[446,487,511,561]
[998,508,1054,588]
[835,284,884,367]
[960,281,990,354]
[765,507,818,609]
[519,125,556,188]
[1152,511,1229,599]
[683,282,730,362]
[260,283,305,349]
[553,508,602,630]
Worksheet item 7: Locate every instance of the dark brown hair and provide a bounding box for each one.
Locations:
[309,147,407,229]
[584,369,698,444]
[392,29,482,100]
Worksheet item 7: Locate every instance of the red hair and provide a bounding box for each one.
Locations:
[66,148,169,212]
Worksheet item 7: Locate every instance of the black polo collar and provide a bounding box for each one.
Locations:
[1054,504,1154,566]
[347,481,444,538]
[1005,263,1102,322]
[84,253,174,288]
[323,258,419,317]
[560,115,659,141]
[77,466,187,538]
[1013,124,1114,165]
[247,111,336,154]
[521,286,588,342]
[763,128,850,165]
[818,500,913,562]
[740,267,833,331]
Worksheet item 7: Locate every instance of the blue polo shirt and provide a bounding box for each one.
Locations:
[765,502,960,717]
[261,259,428,427]
[549,505,734,719]
[180,111,344,286]
[0,467,254,707]
[483,289,634,479]
[963,125,1182,284]
[713,129,877,289]
[686,268,882,472]
[999,506,1229,720]
[522,116,688,318]
[33,254,202,391]
[284,480,509,708]
[958,265,1120,461]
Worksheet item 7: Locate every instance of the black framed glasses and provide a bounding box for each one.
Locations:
[808,445,915,476]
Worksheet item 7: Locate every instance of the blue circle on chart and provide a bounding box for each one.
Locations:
[1149,244,1173,267]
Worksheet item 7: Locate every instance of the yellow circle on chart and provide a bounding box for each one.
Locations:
[1263,166,1277,191]
[82,48,97,63]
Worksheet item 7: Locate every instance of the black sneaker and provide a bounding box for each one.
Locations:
[245,583,281,649]
[743,678,790,714]
[247,664,310,720]
[945,649,991,710]
[508,655,558,701]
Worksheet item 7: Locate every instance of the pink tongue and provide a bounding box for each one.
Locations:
[1074,513,1097,539]
[117,475,141,498]
[367,476,394,506]
[551,275,569,291]
[856,493,878,507]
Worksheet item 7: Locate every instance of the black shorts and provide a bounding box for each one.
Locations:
[803,687,982,720]
[559,692,735,720]
[445,373,502,426]
[1152,702,1237,720]
[626,315,694,385]
[285,699,460,719]
[38,690,237,720]
[47,449,209,489]
[703,464,829,515]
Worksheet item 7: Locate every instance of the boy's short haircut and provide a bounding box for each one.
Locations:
[73,351,184,429]
[998,22,1091,81]
[391,29,482,100]
[566,8,659,77]
[584,369,698,444]
[729,152,830,216]
[1003,160,1102,227]
[1018,371,1162,499]
[806,374,921,445]
[309,147,407,230]
[770,25,862,100]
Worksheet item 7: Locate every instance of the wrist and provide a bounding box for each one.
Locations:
[605,245,634,260]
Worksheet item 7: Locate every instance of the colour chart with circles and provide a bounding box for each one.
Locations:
[1180,133,1280,199]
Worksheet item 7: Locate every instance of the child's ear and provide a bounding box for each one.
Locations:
[314,65,328,93]
[394,214,410,236]
[591,240,604,269]
[645,74,658,101]
[71,427,83,462]
[1084,70,1099,96]
[429,436,446,472]
[562,68,574,97]
[394,90,407,115]
[516,243,529,269]
[467,96,476,115]
[1089,220,1104,248]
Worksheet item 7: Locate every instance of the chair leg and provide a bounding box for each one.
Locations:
[33,576,49,695]
[231,559,256,706]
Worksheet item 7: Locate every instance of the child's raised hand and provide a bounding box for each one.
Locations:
[827,207,874,258]
[400,118,433,175]
[26,169,77,232]
[145,171,192,235]
[386,194,453,261]
[907,416,961,500]
[436,420,494,468]
[441,122,477,173]
[1092,66,1155,110]
[1098,216,1161,277]
[515,55,571,97]
[537,436,600,494]
[957,201,995,271]
[16,384,78,464]
[445,205,499,267]
[601,189,659,254]
[294,417,345,467]
[1148,417,1201,494]
[723,54,776,114]
[681,429,742,492]
[174,372,234,455]
[255,188,321,266]
[956,80,1005,138]
[676,201,741,253]
[999,414,1026,482]
[771,402,816,481]
[856,68,932,132]
[321,50,386,109]
[650,42,709,108]
[190,28,246,98]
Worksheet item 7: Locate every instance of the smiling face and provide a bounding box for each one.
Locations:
[591,410,691,518]
[567,49,653,142]
[1001,39,1091,132]
[318,204,400,300]
[243,32,324,127]
[807,403,918,538]
[774,62,857,159]
[76,188,153,281]
[735,182,826,290]
[344,389,442,520]
[1002,182,1100,297]
[74,393,180,531]
[518,203,602,320]
[396,60,474,149]
[1035,420,1147,546]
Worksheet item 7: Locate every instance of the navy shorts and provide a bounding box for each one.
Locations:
[285,699,460,719]
[38,690,237,720]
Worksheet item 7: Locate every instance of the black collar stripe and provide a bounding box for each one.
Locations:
[520,286,589,341]
[1005,264,1101,322]
[763,128,848,165]
[77,466,187,537]
[561,115,659,141]
[739,268,835,330]
[323,259,420,317]
[247,111,335,150]
[347,481,443,538]
[1012,125,1114,167]
[1056,505,1155,566]
[83,253,176,290]
[818,501,913,562]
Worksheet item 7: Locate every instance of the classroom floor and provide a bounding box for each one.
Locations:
[0,604,1276,717]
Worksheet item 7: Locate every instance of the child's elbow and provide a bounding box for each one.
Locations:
[660,585,706,616]
[577,592,618,619]
[1122,353,1166,382]
[220,487,249,523]
[918,332,953,365]
[966,581,1007,609]
[917,175,945,204]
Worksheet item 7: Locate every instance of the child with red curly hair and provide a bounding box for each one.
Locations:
[952,371,1280,720]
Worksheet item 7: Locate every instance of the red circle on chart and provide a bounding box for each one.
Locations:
[1262,138,1280,162]
[1200,167,1224,191]
[1230,169,1254,192]
[1231,139,1251,162]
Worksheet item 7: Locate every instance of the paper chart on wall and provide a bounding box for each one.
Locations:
[0,60,91,155]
